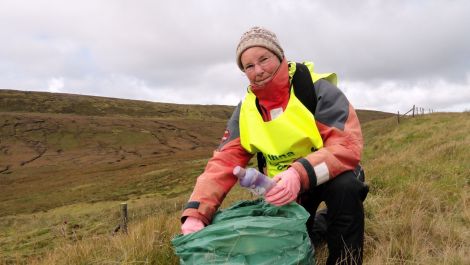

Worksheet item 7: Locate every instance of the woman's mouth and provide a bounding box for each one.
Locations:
[254,76,272,86]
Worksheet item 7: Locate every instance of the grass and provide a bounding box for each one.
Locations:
[0,186,253,265]
[0,111,226,217]
[0,89,235,120]
[360,113,469,264]
[2,113,466,264]
[2,90,468,264]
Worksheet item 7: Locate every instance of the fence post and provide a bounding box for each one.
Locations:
[412,105,415,117]
[120,202,128,234]
[397,110,400,124]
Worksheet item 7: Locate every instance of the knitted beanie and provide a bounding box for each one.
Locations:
[236,26,284,71]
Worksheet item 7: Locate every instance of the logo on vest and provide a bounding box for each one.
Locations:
[266,151,295,161]
[266,151,296,171]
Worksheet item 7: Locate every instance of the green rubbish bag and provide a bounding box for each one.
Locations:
[172,199,314,265]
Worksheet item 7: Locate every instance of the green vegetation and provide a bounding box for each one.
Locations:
[1,90,468,264]
[0,111,225,217]
[360,113,469,264]
[0,89,234,120]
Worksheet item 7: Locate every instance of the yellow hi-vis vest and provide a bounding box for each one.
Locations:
[239,62,337,177]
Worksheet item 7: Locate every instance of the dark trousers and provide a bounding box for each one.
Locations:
[299,169,368,265]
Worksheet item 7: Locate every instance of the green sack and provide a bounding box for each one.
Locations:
[172,199,314,265]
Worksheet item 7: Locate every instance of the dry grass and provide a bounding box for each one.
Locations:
[1,91,467,264]
[29,212,180,265]
[19,188,252,265]
[8,113,464,265]
[360,113,470,265]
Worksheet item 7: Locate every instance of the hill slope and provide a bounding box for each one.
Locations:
[0,90,393,217]
[0,89,392,122]
[0,89,403,263]
[0,89,234,119]
[14,111,466,265]
[361,112,469,264]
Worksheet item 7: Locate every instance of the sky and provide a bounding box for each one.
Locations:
[1,0,469,113]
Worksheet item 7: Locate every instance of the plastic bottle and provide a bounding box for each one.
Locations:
[233,166,275,196]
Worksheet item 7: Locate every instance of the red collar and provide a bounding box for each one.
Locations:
[250,59,290,121]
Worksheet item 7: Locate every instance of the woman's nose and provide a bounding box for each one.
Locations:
[254,64,264,75]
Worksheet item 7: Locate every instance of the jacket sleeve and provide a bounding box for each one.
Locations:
[181,103,253,225]
[291,79,363,191]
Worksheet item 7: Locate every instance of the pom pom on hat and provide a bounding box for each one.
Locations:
[236,26,284,71]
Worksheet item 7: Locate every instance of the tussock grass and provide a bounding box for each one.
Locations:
[15,188,252,265]
[30,213,180,265]
[0,89,234,120]
[1,112,468,264]
[361,113,469,264]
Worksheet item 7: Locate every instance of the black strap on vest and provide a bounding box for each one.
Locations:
[257,152,266,173]
[256,62,317,173]
[292,62,318,114]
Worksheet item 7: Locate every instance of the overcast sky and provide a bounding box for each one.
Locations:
[1,0,469,113]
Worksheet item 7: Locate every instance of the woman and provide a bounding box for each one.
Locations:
[180,26,367,265]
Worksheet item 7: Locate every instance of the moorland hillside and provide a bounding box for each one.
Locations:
[7,90,468,265]
[0,89,392,217]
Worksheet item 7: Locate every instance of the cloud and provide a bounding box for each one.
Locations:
[342,73,470,112]
[47,77,64,93]
[0,0,469,112]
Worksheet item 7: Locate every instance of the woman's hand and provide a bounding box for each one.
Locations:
[265,167,301,206]
[181,216,205,235]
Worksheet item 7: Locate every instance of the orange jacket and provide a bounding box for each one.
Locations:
[181,67,363,225]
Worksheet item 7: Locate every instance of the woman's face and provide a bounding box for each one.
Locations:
[240,47,281,87]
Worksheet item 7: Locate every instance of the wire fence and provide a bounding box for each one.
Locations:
[397,105,435,124]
